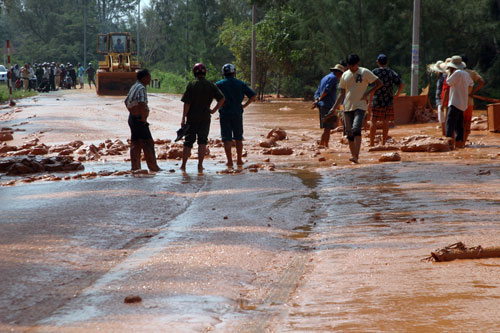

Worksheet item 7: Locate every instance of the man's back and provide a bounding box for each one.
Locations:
[216,77,255,114]
[372,67,401,107]
[182,77,224,119]
[447,70,473,111]
[314,73,338,109]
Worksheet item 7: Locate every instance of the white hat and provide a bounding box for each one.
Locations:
[428,60,445,73]
[450,55,466,69]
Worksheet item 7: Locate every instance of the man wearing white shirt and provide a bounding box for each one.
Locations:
[330,54,382,163]
[445,60,473,149]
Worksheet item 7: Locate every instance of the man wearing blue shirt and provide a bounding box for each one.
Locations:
[313,64,345,147]
[216,64,256,168]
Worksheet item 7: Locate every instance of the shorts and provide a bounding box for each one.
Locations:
[220,112,243,141]
[371,105,394,122]
[128,115,153,141]
[343,109,366,141]
[184,117,210,148]
[319,106,337,129]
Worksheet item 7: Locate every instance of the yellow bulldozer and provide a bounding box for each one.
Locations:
[96,32,141,95]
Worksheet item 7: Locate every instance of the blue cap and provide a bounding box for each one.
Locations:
[377,54,388,62]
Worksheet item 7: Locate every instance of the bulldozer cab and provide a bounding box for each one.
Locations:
[97,33,132,54]
[95,32,141,96]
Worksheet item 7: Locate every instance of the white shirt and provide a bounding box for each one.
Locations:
[446,69,473,111]
[339,67,378,111]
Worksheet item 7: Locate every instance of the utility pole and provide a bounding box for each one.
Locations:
[185,0,189,76]
[411,0,420,96]
[251,4,256,91]
[83,0,87,66]
[137,0,140,60]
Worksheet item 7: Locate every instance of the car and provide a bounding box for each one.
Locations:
[0,65,8,83]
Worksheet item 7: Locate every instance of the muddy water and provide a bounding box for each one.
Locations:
[2,92,500,331]
[281,162,500,331]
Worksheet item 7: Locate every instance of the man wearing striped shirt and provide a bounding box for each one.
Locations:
[125,69,160,171]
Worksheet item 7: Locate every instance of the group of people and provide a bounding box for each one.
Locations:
[429,55,485,148]
[124,52,487,172]
[8,62,96,92]
[314,53,403,163]
[124,64,256,172]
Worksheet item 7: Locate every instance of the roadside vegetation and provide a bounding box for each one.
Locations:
[1,0,499,103]
[0,84,37,103]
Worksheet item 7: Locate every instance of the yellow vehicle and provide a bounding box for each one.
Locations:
[96,32,141,95]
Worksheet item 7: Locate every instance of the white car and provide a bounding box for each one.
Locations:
[0,65,8,83]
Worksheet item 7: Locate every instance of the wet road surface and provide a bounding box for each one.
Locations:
[1,90,500,331]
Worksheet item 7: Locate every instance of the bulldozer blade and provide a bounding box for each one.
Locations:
[96,71,137,96]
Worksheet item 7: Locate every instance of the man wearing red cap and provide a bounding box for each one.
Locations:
[180,63,225,172]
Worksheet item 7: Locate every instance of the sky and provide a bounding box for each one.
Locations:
[141,0,151,9]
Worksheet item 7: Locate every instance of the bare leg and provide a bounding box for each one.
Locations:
[369,121,376,147]
[235,140,244,165]
[198,144,206,171]
[180,146,191,170]
[348,140,357,163]
[320,129,330,147]
[223,141,233,167]
[382,120,389,145]
[353,136,362,162]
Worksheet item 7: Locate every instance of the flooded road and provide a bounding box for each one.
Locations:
[1,89,500,331]
[281,162,500,331]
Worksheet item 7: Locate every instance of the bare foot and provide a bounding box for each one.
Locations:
[198,164,204,172]
[180,164,186,171]
[226,163,234,169]
[349,157,359,164]
[236,160,244,166]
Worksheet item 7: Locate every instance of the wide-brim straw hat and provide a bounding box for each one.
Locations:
[428,60,446,73]
[330,64,345,73]
[450,55,466,69]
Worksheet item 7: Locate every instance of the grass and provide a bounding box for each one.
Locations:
[0,84,38,103]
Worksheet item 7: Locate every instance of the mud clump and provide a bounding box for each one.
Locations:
[0,156,84,175]
[0,129,14,142]
[124,295,142,304]
[379,152,401,162]
[267,128,288,141]
[400,135,450,152]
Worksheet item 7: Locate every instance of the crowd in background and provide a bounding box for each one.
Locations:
[7,62,96,92]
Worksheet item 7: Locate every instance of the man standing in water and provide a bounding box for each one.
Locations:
[216,63,256,167]
[125,69,161,172]
[369,54,404,146]
[313,64,345,147]
[444,59,473,149]
[329,54,382,163]
[180,63,225,172]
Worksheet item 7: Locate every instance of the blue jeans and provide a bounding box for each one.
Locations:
[446,105,464,142]
[343,109,366,141]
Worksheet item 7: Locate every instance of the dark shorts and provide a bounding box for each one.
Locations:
[319,106,337,129]
[184,117,211,148]
[371,105,394,122]
[220,112,243,141]
[128,115,153,141]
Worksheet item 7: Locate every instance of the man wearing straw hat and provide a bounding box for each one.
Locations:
[444,57,473,149]
[312,63,345,147]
